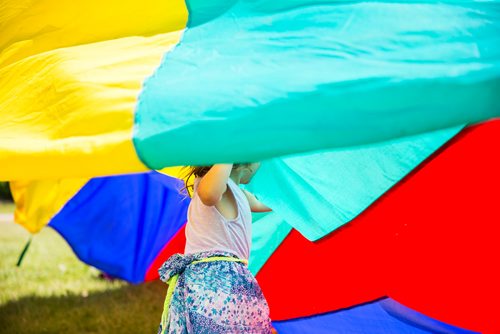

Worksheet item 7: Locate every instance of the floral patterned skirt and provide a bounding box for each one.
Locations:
[158,251,272,334]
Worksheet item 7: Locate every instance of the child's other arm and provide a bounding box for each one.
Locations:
[197,164,232,206]
[242,189,272,212]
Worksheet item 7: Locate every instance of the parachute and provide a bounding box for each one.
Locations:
[1,0,499,333]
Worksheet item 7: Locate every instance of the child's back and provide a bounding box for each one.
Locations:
[185,177,252,260]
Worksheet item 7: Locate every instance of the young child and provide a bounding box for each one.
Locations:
[158,163,274,333]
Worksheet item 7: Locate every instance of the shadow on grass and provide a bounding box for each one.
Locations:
[0,280,167,334]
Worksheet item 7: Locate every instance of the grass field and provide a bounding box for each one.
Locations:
[0,201,166,333]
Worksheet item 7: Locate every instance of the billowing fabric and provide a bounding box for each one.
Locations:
[134,0,500,168]
[158,251,272,334]
[185,177,252,260]
[1,0,500,180]
[10,178,89,233]
[7,122,500,333]
[244,126,462,240]
[256,121,500,333]
[272,298,479,334]
[2,1,500,333]
[0,0,188,180]
[48,172,189,283]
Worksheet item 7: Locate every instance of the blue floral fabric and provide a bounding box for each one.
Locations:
[158,251,272,334]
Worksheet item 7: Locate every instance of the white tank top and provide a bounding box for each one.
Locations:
[184,177,252,260]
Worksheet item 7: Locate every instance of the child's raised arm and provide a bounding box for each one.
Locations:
[197,164,233,206]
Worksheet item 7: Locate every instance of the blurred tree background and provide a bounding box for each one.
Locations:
[0,182,13,201]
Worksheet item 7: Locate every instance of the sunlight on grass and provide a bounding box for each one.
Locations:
[0,217,166,333]
[0,223,127,305]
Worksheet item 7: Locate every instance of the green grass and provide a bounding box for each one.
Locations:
[0,214,167,333]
